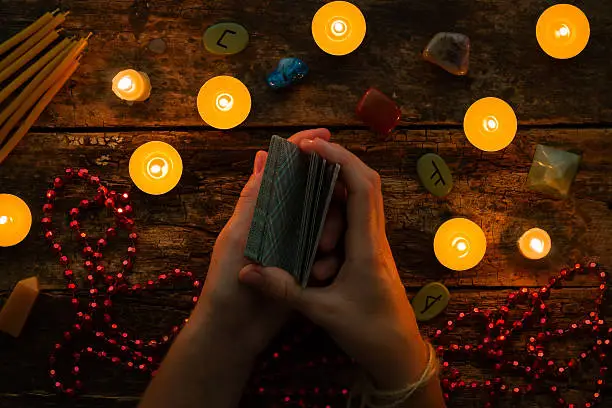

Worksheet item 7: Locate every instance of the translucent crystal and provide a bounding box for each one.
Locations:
[266,58,309,90]
[423,32,470,76]
[527,145,581,198]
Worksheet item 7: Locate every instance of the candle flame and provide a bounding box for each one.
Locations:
[331,19,348,37]
[215,93,234,112]
[529,237,544,253]
[482,116,499,132]
[146,157,169,180]
[0,215,8,225]
[451,237,470,258]
[555,24,571,39]
[117,76,135,92]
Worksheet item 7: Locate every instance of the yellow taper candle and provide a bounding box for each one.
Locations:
[0,37,72,105]
[434,218,487,271]
[0,28,59,84]
[0,9,57,56]
[0,12,67,73]
[0,38,81,130]
[0,38,85,145]
[0,60,80,164]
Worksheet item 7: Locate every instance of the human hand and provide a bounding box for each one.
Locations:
[195,129,336,360]
[239,138,429,389]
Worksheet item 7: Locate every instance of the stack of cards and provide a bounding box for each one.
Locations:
[245,135,340,287]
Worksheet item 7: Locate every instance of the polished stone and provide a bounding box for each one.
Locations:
[148,38,167,54]
[266,58,309,90]
[527,144,581,198]
[412,282,451,322]
[417,153,453,197]
[356,88,401,135]
[203,22,249,55]
[423,32,470,76]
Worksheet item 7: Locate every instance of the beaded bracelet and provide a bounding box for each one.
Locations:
[349,342,438,408]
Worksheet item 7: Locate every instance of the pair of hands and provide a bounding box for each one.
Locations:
[198,129,428,389]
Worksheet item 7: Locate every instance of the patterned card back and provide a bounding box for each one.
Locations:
[245,136,340,285]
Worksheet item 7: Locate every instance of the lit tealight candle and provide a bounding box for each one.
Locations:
[537,4,590,59]
[129,141,183,195]
[197,76,251,130]
[112,69,152,102]
[463,97,517,152]
[0,194,32,247]
[434,218,486,271]
[312,1,366,56]
[518,228,551,260]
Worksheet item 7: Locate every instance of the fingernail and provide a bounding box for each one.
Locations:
[300,139,315,147]
[241,265,264,286]
[254,152,265,174]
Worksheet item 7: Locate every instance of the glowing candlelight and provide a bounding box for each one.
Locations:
[129,141,183,195]
[312,1,366,56]
[0,194,32,247]
[434,218,486,271]
[112,69,151,102]
[537,4,590,59]
[197,76,251,130]
[518,228,551,260]
[463,97,517,152]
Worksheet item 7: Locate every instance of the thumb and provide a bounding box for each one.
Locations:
[239,264,324,316]
[229,151,267,231]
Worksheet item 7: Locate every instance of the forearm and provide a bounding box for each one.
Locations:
[139,304,255,408]
[364,328,446,407]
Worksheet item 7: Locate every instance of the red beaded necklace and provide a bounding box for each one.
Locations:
[43,168,202,396]
[434,262,609,408]
[41,170,609,407]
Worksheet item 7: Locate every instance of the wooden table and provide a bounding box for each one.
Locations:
[1,0,611,406]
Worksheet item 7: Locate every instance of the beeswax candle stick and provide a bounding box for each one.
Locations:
[0,9,58,56]
[0,39,84,144]
[0,37,72,105]
[0,277,39,337]
[0,60,79,164]
[0,39,78,128]
[0,29,60,84]
[0,12,68,73]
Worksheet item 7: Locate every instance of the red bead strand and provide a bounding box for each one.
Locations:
[43,170,201,395]
[42,170,609,407]
[434,262,609,407]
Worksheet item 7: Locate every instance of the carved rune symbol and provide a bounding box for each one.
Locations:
[420,294,443,314]
[430,160,445,186]
[217,29,237,49]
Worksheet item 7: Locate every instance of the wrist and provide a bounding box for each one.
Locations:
[365,331,429,390]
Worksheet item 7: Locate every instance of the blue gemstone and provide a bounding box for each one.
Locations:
[266,57,309,89]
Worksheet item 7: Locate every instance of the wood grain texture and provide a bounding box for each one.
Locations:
[0,128,610,290]
[0,0,611,127]
[0,288,609,407]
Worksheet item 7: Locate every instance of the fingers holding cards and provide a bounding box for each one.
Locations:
[288,128,331,145]
[318,204,344,253]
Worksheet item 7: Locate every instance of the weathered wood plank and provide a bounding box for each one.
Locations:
[0,0,611,127]
[0,128,610,289]
[0,288,608,407]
